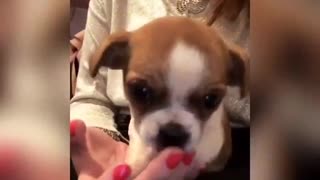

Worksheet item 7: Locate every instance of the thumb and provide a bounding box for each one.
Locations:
[97,163,131,180]
[135,148,192,180]
[98,148,198,180]
[97,148,184,180]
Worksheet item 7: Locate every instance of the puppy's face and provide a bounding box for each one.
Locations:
[90,17,248,152]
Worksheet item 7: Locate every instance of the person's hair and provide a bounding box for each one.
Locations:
[207,0,249,26]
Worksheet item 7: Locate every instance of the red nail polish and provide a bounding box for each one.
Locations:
[0,147,18,176]
[199,164,206,173]
[183,152,195,166]
[70,121,77,137]
[166,153,183,170]
[200,167,206,173]
[113,164,131,180]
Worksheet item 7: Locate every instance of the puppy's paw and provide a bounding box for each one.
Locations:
[125,158,146,178]
[200,147,231,173]
[125,140,155,177]
[125,154,149,177]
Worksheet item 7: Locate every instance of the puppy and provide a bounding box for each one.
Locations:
[89,17,249,177]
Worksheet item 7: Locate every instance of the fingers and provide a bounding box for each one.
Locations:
[112,164,131,180]
[99,148,199,180]
[0,143,27,180]
[98,148,184,180]
[0,145,18,178]
[136,148,199,180]
[70,119,87,148]
[70,119,91,175]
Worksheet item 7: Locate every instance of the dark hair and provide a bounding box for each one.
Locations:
[207,0,249,26]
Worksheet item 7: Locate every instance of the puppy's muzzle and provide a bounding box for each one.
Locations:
[156,122,190,151]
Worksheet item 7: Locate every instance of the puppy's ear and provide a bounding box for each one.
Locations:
[89,32,131,77]
[227,44,250,98]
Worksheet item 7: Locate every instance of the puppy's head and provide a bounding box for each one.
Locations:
[90,17,248,152]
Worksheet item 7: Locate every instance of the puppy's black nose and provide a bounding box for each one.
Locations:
[156,123,189,150]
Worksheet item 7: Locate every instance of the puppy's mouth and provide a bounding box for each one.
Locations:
[155,140,188,152]
[154,122,190,152]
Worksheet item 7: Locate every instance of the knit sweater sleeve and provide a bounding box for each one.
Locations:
[70,0,118,132]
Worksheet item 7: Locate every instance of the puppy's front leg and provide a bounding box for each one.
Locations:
[196,107,232,172]
[125,118,155,177]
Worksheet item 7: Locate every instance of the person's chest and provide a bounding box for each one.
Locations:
[109,0,170,33]
[105,0,249,107]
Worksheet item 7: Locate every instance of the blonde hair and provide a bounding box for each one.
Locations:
[207,0,249,26]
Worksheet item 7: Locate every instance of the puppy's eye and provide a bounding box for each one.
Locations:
[203,93,221,110]
[129,81,153,104]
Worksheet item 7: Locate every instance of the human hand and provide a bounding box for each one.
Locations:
[98,147,199,180]
[71,120,128,180]
[71,120,200,180]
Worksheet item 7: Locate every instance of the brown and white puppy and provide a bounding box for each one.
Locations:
[89,17,249,177]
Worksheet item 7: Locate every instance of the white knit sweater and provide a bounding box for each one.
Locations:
[70,0,249,131]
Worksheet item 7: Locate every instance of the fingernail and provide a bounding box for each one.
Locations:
[199,165,206,173]
[113,164,131,180]
[200,168,206,173]
[70,121,77,137]
[183,152,195,166]
[166,153,183,170]
[0,147,18,176]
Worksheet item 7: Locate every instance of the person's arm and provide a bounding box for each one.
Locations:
[70,0,117,132]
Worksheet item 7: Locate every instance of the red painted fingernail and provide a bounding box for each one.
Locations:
[200,167,206,173]
[70,121,77,137]
[199,165,206,173]
[166,153,183,170]
[113,164,131,180]
[183,152,195,166]
[0,146,18,176]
